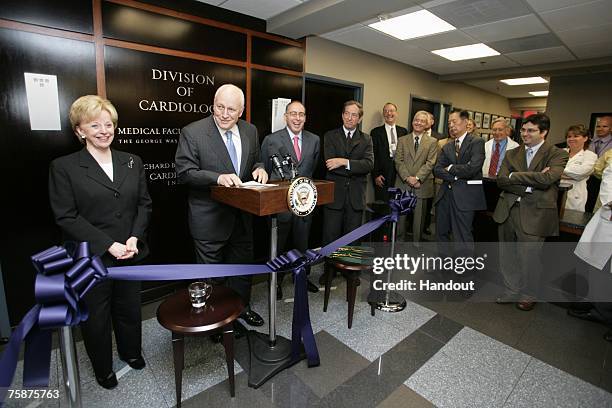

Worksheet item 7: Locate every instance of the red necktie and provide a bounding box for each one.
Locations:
[293,135,301,162]
[488,142,500,177]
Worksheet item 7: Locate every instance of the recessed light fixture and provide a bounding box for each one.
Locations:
[529,90,549,97]
[369,10,455,40]
[431,43,499,61]
[500,77,548,85]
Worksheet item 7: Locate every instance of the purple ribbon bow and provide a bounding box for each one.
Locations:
[0,242,106,394]
[267,249,322,366]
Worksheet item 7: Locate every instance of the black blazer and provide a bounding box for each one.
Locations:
[48,148,152,263]
[433,133,486,211]
[175,116,263,241]
[371,124,408,187]
[323,127,374,211]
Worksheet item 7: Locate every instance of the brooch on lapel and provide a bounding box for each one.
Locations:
[128,157,134,169]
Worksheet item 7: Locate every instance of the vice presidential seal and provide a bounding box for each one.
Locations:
[287,177,317,217]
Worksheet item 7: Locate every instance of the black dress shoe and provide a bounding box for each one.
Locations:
[240,309,264,327]
[567,308,606,323]
[122,356,145,370]
[307,279,319,293]
[604,330,612,342]
[277,284,283,300]
[96,372,118,389]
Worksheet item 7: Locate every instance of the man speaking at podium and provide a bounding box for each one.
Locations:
[260,100,321,298]
[175,84,268,327]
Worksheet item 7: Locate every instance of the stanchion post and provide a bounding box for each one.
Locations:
[59,326,82,407]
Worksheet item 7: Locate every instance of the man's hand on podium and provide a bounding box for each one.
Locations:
[218,173,242,187]
[252,167,269,184]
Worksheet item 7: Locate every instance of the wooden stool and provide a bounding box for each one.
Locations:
[323,259,373,329]
[157,287,244,407]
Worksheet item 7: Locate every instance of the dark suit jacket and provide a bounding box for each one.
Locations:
[324,128,374,211]
[48,148,152,262]
[260,128,320,180]
[371,124,408,188]
[493,142,569,237]
[433,133,486,211]
[175,116,263,241]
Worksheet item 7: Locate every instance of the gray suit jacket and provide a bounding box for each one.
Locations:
[394,132,438,198]
[493,142,568,237]
[175,116,263,241]
[260,128,320,180]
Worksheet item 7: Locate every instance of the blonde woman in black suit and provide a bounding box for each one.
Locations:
[48,95,152,389]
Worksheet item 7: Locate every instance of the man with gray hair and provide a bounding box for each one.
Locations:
[483,118,519,177]
[176,84,268,327]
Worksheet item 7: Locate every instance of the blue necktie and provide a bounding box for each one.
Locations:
[526,148,534,168]
[225,130,239,174]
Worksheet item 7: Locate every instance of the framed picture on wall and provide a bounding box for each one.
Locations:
[474,112,482,127]
[468,110,474,119]
[589,112,612,136]
[492,115,498,123]
[510,118,517,129]
[482,113,491,129]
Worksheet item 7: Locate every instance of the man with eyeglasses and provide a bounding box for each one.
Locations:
[260,101,321,298]
[322,100,374,246]
[175,84,268,329]
[370,102,408,201]
[493,113,568,311]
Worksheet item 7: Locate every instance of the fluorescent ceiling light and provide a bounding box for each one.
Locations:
[431,43,499,61]
[369,10,455,40]
[529,90,549,96]
[500,77,548,85]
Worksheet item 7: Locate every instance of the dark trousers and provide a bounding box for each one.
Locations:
[435,192,476,243]
[322,194,363,245]
[193,216,253,306]
[276,211,313,283]
[80,279,142,378]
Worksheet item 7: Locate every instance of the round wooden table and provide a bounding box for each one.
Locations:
[156,286,244,406]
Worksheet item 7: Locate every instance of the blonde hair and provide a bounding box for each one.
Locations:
[69,95,118,144]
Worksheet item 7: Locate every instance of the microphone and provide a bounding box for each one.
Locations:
[280,147,298,180]
[269,154,285,180]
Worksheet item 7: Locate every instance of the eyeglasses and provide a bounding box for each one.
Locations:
[286,111,305,118]
[520,128,540,134]
[343,111,360,119]
[214,104,239,116]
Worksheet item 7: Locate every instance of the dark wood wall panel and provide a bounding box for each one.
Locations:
[252,36,303,72]
[102,2,247,61]
[0,0,93,34]
[250,69,303,140]
[0,28,97,323]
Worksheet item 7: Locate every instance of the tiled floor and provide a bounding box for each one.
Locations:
[5,265,612,407]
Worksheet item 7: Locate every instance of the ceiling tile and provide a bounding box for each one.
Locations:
[418,61,468,75]
[539,0,611,31]
[457,54,520,70]
[569,40,612,59]
[524,0,595,12]
[221,0,302,20]
[556,23,612,46]
[427,0,532,28]
[407,30,476,51]
[505,46,576,64]
[462,14,548,43]
[488,33,562,54]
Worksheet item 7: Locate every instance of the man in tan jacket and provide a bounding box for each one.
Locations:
[394,111,438,242]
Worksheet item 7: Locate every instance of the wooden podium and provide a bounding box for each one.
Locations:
[211,179,334,387]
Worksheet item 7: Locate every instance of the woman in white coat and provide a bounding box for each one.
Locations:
[562,125,598,211]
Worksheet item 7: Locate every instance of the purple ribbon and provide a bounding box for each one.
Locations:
[0,192,416,399]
